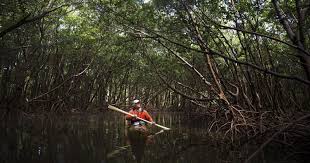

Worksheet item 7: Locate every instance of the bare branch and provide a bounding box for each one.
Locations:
[157,40,212,87]
[157,73,215,102]
[272,0,296,41]
[27,60,93,102]
[141,29,310,85]
[192,5,310,57]
[0,4,69,38]
[217,25,310,57]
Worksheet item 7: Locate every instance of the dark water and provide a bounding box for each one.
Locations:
[0,112,294,163]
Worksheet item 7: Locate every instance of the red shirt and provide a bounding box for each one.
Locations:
[125,108,153,122]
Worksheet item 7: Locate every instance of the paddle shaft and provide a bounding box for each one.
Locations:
[108,105,171,130]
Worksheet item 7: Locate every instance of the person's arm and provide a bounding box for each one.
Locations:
[125,110,137,120]
[144,110,154,122]
[125,110,132,120]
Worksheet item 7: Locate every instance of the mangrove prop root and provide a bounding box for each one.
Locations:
[244,113,310,163]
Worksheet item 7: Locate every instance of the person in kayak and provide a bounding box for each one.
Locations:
[125,99,155,126]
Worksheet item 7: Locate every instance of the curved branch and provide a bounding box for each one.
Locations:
[143,30,310,85]
[27,60,92,102]
[0,4,69,38]
[217,25,309,57]
[157,73,215,102]
[193,6,310,57]
[157,40,212,86]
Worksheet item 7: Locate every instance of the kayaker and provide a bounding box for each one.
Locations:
[125,99,155,126]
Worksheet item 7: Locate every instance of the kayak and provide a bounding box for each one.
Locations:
[127,124,149,145]
[126,120,150,137]
[107,125,164,160]
[127,125,149,163]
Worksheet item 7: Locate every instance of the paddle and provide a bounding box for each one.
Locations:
[108,105,171,130]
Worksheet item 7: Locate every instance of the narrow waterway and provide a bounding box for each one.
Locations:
[0,111,293,163]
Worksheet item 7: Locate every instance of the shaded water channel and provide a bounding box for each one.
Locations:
[1,111,291,163]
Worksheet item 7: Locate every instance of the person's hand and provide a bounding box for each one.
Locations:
[132,114,138,119]
[151,122,156,125]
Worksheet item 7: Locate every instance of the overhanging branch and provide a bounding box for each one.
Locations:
[141,30,310,85]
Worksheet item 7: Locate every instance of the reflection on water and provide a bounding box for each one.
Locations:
[0,112,294,163]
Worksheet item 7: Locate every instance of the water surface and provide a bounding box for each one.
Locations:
[0,111,293,163]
